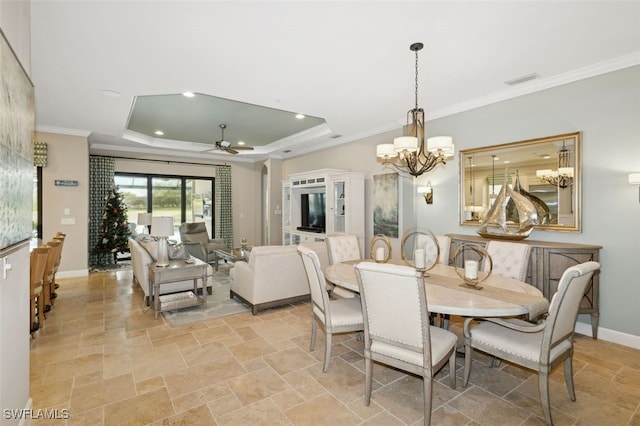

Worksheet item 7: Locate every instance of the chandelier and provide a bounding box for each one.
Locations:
[536,141,574,188]
[376,42,454,178]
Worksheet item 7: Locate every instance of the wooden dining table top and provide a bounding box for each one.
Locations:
[325,261,549,319]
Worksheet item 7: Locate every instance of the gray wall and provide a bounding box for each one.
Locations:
[283,66,640,342]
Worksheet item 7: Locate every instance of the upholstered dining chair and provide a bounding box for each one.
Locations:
[178,222,225,265]
[484,240,532,282]
[463,261,600,426]
[354,261,457,426]
[416,234,451,266]
[298,245,364,373]
[326,234,361,298]
[30,246,51,336]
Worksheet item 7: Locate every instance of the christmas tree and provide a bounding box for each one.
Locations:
[94,186,132,265]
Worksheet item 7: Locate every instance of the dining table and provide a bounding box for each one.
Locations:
[325,261,549,320]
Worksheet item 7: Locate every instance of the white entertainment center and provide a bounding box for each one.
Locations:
[282,169,365,251]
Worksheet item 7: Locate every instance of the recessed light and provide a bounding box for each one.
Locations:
[237,141,245,146]
[542,155,551,159]
[295,114,305,119]
[503,160,510,164]
[101,89,120,98]
[182,92,195,98]
[154,130,164,136]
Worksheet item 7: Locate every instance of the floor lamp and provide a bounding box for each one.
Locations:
[151,216,173,267]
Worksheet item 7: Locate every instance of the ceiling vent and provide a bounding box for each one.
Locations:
[505,73,539,86]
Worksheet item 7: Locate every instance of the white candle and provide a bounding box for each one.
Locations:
[375,247,385,261]
[415,249,425,269]
[464,260,478,280]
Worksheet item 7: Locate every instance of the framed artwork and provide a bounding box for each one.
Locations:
[373,173,399,238]
[0,29,34,251]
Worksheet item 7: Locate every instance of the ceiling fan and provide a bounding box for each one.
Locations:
[209,124,254,155]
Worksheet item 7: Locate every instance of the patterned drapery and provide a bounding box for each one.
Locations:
[215,165,233,248]
[89,156,115,266]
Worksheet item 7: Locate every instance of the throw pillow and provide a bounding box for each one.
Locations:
[139,240,159,261]
[169,243,190,260]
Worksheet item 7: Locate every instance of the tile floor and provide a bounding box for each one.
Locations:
[30,269,640,425]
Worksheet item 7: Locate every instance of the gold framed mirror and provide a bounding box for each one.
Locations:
[459,132,581,233]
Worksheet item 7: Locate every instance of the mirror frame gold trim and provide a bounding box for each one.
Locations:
[459,132,581,233]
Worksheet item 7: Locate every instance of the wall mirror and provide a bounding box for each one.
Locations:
[459,132,581,233]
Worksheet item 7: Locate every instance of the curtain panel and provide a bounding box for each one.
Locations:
[215,165,233,248]
[89,156,115,266]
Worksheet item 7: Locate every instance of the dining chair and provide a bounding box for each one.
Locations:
[463,261,600,426]
[416,234,451,266]
[298,245,364,373]
[30,247,51,336]
[484,240,532,282]
[326,234,361,298]
[354,261,457,426]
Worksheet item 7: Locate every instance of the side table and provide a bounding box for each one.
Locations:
[148,260,208,319]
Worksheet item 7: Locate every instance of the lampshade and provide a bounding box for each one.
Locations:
[393,136,418,153]
[151,216,174,237]
[137,212,152,226]
[417,185,432,194]
[426,136,454,157]
[628,173,640,185]
[558,167,574,177]
[376,143,395,158]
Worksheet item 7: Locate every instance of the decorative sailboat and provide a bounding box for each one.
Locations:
[477,169,539,240]
[506,170,551,225]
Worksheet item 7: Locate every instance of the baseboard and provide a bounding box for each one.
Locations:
[575,321,640,350]
[56,269,89,278]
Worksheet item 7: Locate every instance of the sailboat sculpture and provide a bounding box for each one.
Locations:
[477,170,539,240]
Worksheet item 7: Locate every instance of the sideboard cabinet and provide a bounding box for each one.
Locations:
[447,234,601,338]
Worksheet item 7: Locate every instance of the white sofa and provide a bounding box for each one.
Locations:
[128,237,213,305]
[229,242,328,314]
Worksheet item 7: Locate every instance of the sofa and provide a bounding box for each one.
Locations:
[128,237,213,305]
[229,242,328,314]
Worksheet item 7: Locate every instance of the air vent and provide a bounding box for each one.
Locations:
[505,73,539,86]
[330,134,342,139]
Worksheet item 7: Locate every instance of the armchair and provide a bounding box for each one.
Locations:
[178,222,225,264]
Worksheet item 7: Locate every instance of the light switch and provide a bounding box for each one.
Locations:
[61,218,76,225]
[64,208,70,215]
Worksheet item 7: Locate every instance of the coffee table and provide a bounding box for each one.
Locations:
[213,247,251,271]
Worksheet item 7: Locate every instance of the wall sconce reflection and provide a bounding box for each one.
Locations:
[629,173,640,203]
[417,182,433,204]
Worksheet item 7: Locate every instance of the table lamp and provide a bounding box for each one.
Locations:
[151,216,174,267]
[137,212,152,233]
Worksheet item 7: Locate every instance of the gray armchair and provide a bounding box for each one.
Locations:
[178,222,225,264]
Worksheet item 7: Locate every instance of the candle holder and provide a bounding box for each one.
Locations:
[369,234,391,263]
[400,228,439,272]
[451,243,492,289]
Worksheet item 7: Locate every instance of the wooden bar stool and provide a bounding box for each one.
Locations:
[42,240,62,311]
[30,247,51,336]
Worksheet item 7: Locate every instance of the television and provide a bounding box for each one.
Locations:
[298,192,326,233]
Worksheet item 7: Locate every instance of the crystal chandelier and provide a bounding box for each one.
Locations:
[536,141,574,188]
[376,42,454,178]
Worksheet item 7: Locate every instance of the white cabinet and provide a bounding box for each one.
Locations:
[282,169,365,248]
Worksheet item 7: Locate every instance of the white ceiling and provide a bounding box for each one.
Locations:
[30,1,640,163]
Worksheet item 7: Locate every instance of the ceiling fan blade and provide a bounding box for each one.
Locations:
[231,146,254,150]
[226,148,239,155]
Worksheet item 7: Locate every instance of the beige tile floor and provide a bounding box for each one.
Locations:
[30,269,640,425]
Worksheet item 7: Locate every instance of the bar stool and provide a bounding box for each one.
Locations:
[30,247,51,336]
[51,233,65,293]
[42,240,62,311]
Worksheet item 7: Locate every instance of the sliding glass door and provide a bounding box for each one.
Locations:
[115,173,214,240]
